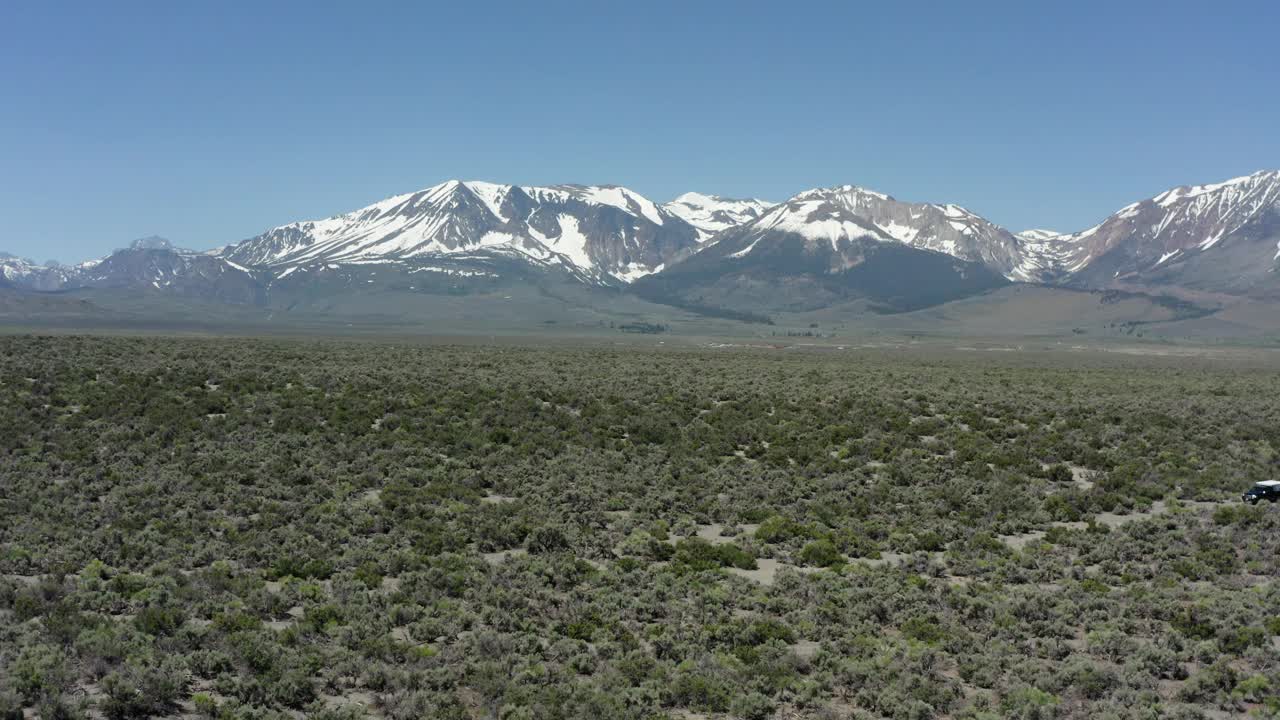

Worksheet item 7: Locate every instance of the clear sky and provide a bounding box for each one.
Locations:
[3,1,1278,263]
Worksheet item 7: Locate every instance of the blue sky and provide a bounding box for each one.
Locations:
[2,1,1278,263]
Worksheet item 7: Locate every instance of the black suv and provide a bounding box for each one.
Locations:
[1242,481,1280,505]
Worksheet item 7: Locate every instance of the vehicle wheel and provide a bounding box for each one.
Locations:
[1248,499,1258,505]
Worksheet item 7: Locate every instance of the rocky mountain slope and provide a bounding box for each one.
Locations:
[633,186,1011,314]
[1055,170,1280,296]
[1,238,261,302]
[222,180,703,284]
[0,253,82,291]
[749,186,1029,277]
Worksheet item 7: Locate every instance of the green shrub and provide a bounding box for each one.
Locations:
[1218,625,1266,654]
[100,658,188,720]
[755,515,811,544]
[729,691,774,720]
[1045,464,1073,483]
[1233,674,1271,702]
[270,668,316,709]
[35,694,86,720]
[798,539,843,567]
[746,618,796,646]
[135,604,185,637]
[0,688,22,720]
[668,664,731,712]
[672,538,755,572]
[527,526,569,554]
[191,692,217,718]
[353,561,383,590]
[901,615,946,645]
[9,644,70,704]
[914,530,946,552]
[1001,686,1058,719]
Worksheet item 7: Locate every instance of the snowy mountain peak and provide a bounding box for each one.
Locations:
[715,184,1025,278]
[1151,170,1280,209]
[793,185,893,203]
[1017,229,1061,242]
[129,236,175,251]
[670,191,717,205]
[750,195,890,248]
[222,180,706,283]
[662,193,776,240]
[458,181,512,221]
[1054,169,1280,291]
[525,184,668,227]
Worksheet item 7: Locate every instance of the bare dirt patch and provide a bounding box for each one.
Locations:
[728,559,823,585]
[482,548,528,565]
[693,523,752,545]
[1096,500,1167,527]
[789,640,822,660]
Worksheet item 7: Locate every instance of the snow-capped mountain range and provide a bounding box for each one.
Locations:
[1,236,262,303]
[5,170,1280,310]
[0,253,82,291]
[223,180,732,284]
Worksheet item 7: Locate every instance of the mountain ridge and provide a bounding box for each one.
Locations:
[221,180,704,285]
[1057,170,1280,296]
[4,170,1279,322]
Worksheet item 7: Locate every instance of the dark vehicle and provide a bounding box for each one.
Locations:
[1242,480,1280,504]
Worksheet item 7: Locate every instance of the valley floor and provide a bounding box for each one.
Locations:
[7,279,1280,349]
[1,335,1278,719]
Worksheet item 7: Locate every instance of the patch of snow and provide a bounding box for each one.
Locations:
[576,186,665,225]
[1155,173,1262,207]
[462,181,509,221]
[755,200,888,246]
[729,235,767,259]
[796,185,890,202]
[407,266,497,278]
[941,204,979,220]
[545,215,594,269]
[879,220,920,243]
[613,262,660,282]
[1199,231,1224,250]
[663,192,776,238]
[476,231,518,249]
[804,220,883,247]
[1116,203,1143,219]
[1016,229,1061,242]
